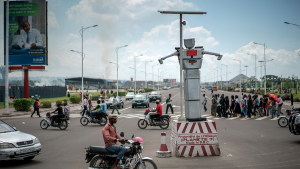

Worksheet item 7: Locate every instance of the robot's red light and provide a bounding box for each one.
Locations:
[187,50,197,56]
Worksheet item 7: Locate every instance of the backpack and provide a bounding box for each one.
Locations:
[166,97,170,104]
[37,101,40,107]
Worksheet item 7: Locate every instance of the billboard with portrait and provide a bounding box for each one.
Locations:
[4,0,47,65]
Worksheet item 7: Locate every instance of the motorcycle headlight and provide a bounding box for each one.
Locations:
[0,143,15,149]
[34,138,40,144]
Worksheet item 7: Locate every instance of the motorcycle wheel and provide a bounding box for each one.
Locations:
[138,119,148,129]
[59,121,68,130]
[89,156,109,168]
[159,118,169,129]
[134,159,157,169]
[278,117,288,127]
[40,120,49,129]
[99,117,107,126]
[80,117,89,126]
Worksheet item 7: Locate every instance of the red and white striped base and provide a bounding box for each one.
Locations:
[171,120,221,157]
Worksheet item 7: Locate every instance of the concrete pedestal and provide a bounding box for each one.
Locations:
[171,120,221,157]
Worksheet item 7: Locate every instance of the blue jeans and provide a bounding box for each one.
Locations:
[81,106,87,116]
[51,114,64,126]
[242,105,248,116]
[267,107,271,116]
[106,145,126,160]
[204,103,207,111]
[90,112,97,118]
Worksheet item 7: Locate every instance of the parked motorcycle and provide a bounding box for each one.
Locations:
[288,107,300,135]
[80,110,108,126]
[40,112,68,130]
[137,108,170,129]
[85,132,157,169]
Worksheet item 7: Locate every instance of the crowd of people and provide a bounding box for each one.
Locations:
[209,93,284,119]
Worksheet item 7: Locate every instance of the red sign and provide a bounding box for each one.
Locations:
[187,50,197,56]
[171,79,176,82]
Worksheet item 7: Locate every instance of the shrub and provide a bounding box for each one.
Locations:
[13,99,34,112]
[144,88,154,92]
[92,95,100,101]
[40,101,51,108]
[112,91,127,96]
[293,98,300,102]
[70,96,81,104]
[56,100,63,105]
[128,90,134,92]
[63,99,69,105]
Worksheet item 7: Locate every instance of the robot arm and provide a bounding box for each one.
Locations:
[158,51,179,64]
[202,51,222,60]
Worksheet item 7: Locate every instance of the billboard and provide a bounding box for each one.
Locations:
[163,79,170,82]
[4,0,47,65]
[171,79,176,83]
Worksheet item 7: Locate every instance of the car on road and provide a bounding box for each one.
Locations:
[201,87,205,92]
[132,93,149,108]
[149,91,162,102]
[106,96,124,109]
[0,120,42,161]
[125,92,135,100]
[163,86,168,90]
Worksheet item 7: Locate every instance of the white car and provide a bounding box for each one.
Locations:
[201,87,205,92]
[0,120,42,161]
[125,92,135,100]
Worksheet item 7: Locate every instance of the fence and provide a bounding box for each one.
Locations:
[0,86,66,102]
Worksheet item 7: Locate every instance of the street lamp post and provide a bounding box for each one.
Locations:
[129,67,135,90]
[258,61,264,88]
[284,22,300,29]
[253,42,267,95]
[244,66,248,76]
[152,65,159,90]
[247,53,257,91]
[157,68,162,90]
[115,45,128,97]
[217,67,222,90]
[77,25,98,103]
[222,64,228,91]
[145,61,152,88]
[134,54,143,94]
[213,69,218,88]
[233,59,241,91]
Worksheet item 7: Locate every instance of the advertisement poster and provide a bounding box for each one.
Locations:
[4,0,47,65]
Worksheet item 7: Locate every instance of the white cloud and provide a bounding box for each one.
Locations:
[48,10,59,28]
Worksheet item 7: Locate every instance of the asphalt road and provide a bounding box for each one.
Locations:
[1,88,300,169]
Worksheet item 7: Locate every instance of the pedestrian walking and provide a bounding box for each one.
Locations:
[220,94,226,117]
[225,96,230,117]
[67,92,70,98]
[79,92,82,99]
[35,92,39,99]
[111,95,120,115]
[106,90,109,95]
[253,94,259,116]
[211,89,213,96]
[247,95,253,118]
[266,97,271,116]
[31,98,41,117]
[233,95,241,116]
[263,96,267,116]
[291,93,294,106]
[270,99,276,119]
[166,94,174,114]
[277,95,283,118]
[217,94,222,118]
[111,90,113,94]
[86,91,89,97]
[211,95,217,116]
[80,96,89,117]
[258,97,264,116]
[202,94,207,112]
[230,95,235,116]
[88,95,92,112]
[242,95,248,119]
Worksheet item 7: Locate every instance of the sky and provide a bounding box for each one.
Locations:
[0,0,299,83]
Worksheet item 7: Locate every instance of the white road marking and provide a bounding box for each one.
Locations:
[227,117,239,120]
[255,117,268,120]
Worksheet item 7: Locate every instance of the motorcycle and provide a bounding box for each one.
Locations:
[40,112,68,130]
[80,110,108,126]
[137,108,170,129]
[85,132,157,169]
[288,106,300,135]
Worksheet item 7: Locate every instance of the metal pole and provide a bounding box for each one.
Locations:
[255,54,257,92]
[264,43,266,95]
[178,14,185,121]
[81,26,83,103]
[116,48,119,97]
[5,0,9,114]
[145,62,147,88]
[135,56,136,94]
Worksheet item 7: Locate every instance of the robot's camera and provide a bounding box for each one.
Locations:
[182,21,186,25]
[175,47,180,51]
[158,59,163,64]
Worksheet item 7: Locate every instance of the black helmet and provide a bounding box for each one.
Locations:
[56,103,61,106]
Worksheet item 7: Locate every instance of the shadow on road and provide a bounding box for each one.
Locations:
[0,160,42,168]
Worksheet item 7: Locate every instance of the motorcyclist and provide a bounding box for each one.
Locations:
[90,100,102,121]
[50,103,65,126]
[102,114,125,169]
[150,100,162,125]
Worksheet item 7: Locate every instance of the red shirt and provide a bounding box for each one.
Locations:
[156,103,162,115]
[102,123,121,147]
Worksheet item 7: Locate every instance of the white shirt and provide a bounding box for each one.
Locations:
[82,99,89,107]
[17,28,43,48]
[235,98,239,103]
[243,98,248,106]
[202,96,207,104]
[112,98,118,105]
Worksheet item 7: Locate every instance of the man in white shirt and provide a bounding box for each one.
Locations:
[13,21,44,50]
[277,95,283,118]
[80,96,89,117]
[111,95,120,115]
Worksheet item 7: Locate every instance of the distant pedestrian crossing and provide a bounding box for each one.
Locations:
[69,113,180,119]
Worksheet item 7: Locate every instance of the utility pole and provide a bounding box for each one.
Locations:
[5,0,9,114]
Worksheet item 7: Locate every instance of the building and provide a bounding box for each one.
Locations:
[124,80,166,88]
[65,77,116,90]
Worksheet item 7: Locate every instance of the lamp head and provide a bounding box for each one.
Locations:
[70,50,74,52]
[93,25,98,27]
[284,22,290,24]
[253,42,257,44]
